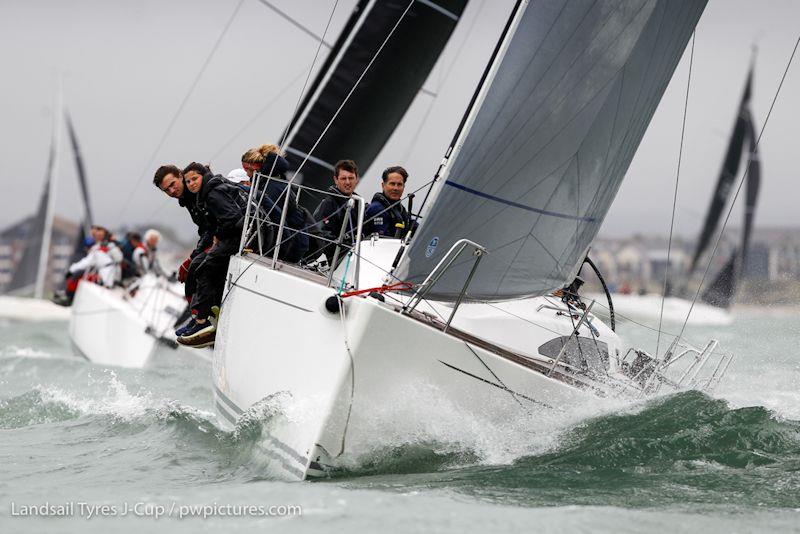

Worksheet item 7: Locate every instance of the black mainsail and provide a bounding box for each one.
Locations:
[283,0,468,199]
[700,78,760,308]
[65,112,95,263]
[399,0,707,300]
[688,69,753,278]
[6,139,56,295]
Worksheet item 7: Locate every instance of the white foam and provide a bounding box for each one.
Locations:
[0,345,52,358]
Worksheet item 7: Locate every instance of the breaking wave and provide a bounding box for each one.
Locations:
[330,391,800,508]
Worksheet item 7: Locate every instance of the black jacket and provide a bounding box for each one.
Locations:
[179,189,214,257]
[196,172,249,242]
[312,186,360,262]
[363,192,415,237]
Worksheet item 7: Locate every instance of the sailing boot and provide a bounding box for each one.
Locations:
[177,316,216,348]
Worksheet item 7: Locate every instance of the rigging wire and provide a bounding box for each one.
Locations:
[140,0,338,224]
[282,0,415,182]
[241,0,341,245]
[207,68,309,165]
[656,32,695,358]
[676,35,800,343]
[400,0,487,162]
[254,0,333,48]
[117,0,246,224]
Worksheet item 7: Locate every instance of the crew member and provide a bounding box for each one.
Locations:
[363,166,416,238]
[312,159,361,266]
[174,162,252,347]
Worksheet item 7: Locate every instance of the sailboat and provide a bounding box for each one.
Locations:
[211,0,731,481]
[0,89,70,322]
[605,65,760,326]
[62,119,211,368]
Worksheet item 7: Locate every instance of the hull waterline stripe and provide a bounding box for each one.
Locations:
[213,385,310,469]
[215,399,239,426]
[445,180,597,222]
[265,435,308,466]
[214,385,244,415]
[438,360,554,409]
[260,447,306,480]
[69,340,90,362]
[230,282,314,312]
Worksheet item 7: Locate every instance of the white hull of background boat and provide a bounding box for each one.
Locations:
[69,274,211,368]
[0,296,71,322]
[596,293,733,327]
[213,251,633,481]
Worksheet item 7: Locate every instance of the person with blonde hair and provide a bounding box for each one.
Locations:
[241,143,310,263]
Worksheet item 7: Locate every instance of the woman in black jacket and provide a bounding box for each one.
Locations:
[177,162,252,346]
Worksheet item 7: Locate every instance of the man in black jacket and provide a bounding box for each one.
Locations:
[174,162,252,347]
[153,164,214,335]
[312,159,361,266]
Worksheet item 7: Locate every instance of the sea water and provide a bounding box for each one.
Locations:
[1,309,799,533]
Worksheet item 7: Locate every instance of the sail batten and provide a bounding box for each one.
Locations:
[399,0,706,300]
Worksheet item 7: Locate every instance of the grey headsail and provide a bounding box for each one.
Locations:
[6,140,56,295]
[399,0,707,300]
[283,0,468,202]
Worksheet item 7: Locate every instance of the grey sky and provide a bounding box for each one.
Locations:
[1,0,798,242]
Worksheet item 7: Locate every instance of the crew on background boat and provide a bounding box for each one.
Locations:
[175,162,251,347]
[363,165,416,238]
[54,225,122,305]
[313,159,361,265]
[241,143,311,263]
[119,231,143,280]
[136,228,166,277]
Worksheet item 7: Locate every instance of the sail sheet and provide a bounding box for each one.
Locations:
[6,140,55,294]
[283,0,468,200]
[399,0,706,300]
[688,69,753,276]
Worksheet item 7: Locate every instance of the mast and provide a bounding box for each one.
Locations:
[34,80,63,299]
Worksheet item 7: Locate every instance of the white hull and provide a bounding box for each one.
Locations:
[213,250,632,480]
[598,293,733,327]
[69,275,211,368]
[0,296,71,322]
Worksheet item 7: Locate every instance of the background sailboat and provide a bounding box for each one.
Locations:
[600,66,760,325]
[0,101,97,321]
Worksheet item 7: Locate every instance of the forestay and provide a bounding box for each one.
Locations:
[399,0,707,300]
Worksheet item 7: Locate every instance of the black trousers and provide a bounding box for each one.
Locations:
[189,238,239,319]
